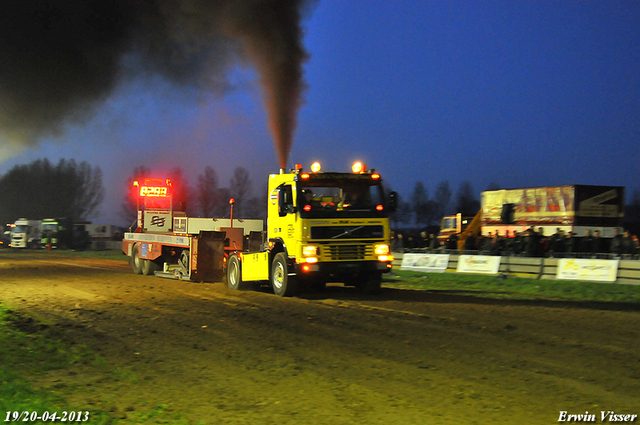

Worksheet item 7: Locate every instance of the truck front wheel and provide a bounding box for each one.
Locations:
[227,254,247,290]
[271,252,298,297]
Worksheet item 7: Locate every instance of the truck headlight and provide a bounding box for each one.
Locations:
[374,244,389,256]
[302,245,318,257]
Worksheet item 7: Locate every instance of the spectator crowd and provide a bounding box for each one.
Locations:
[391,227,640,259]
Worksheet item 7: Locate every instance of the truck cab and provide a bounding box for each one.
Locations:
[10,218,42,248]
[40,218,74,249]
[236,162,397,295]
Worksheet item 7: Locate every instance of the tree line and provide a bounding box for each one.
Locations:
[2,158,640,233]
[388,180,490,231]
[0,158,104,225]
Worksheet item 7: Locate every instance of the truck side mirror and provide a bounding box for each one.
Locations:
[388,191,398,213]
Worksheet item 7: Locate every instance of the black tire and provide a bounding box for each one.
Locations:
[141,258,160,276]
[227,254,247,290]
[131,244,143,275]
[356,272,382,295]
[271,252,298,297]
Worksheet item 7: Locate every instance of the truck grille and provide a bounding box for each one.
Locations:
[311,225,384,240]
[324,244,372,261]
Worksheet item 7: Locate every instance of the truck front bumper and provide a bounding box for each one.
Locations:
[295,260,391,277]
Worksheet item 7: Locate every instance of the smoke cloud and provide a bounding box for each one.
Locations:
[0,0,314,168]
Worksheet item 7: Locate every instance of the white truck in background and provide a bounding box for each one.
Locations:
[10,218,42,248]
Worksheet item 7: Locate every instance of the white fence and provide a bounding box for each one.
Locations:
[393,252,640,285]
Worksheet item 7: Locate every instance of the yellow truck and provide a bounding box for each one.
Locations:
[123,163,397,296]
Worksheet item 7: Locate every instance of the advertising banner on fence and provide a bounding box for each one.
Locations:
[556,258,619,282]
[457,255,501,274]
[401,253,450,273]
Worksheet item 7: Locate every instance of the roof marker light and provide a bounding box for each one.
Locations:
[310,162,321,173]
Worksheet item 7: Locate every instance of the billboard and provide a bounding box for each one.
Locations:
[482,185,624,228]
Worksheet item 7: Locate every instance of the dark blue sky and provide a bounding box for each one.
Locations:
[1,0,639,225]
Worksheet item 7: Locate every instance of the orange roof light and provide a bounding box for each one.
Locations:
[310,162,321,173]
[352,162,364,173]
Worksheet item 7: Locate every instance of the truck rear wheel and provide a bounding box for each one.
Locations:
[141,258,160,276]
[227,254,247,290]
[131,244,143,275]
[271,252,298,297]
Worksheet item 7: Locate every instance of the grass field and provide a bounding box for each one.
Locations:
[0,306,112,424]
[51,249,129,262]
[385,269,640,304]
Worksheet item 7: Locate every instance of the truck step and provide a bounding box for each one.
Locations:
[153,271,192,281]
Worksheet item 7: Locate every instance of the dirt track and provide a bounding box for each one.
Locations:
[1,250,639,424]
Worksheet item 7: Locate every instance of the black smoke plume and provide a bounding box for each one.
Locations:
[0,0,314,168]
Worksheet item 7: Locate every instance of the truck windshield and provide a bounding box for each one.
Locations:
[298,181,387,218]
[12,225,30,233]
[41,224,59,232]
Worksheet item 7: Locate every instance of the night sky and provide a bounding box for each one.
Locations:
[1,0,638,225]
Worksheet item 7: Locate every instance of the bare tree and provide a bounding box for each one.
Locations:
[411,181,430,228]
[214,188,233,217]
[229,167,252,217]
[455,181,480,216]
[396,201,413,229]
[196,166,219,217]
[119,166,151,226]
[69,160,105,221]
[434,180,452,218]
[168,168,193,215]
[389,191,412,230]
[245,183,268,220]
